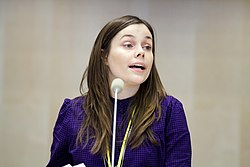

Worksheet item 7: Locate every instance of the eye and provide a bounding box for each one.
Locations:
[143,45,152,51]
[123,42,134,48]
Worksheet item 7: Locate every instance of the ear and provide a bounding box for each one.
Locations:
[101,49,109,65]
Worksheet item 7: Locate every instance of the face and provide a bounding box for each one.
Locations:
[106,24,153,89]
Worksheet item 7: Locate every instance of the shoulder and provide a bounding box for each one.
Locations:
[160,95,188,127]
[58,96,84,117]
[160,95,189,132]
[54,96,85,133]
[161,95,184,113]
[63,96,84,108]
[62,96,84,112]
[152,95,189,138]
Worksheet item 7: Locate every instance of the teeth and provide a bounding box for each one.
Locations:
[129,64,145,70]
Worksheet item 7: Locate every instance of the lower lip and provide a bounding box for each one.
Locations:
[130,67,145,73]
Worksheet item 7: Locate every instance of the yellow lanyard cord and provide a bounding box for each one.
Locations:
[106,109,135,167]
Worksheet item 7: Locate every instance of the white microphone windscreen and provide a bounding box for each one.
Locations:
[111,78,124,94]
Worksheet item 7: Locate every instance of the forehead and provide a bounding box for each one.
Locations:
[115,24,152,39]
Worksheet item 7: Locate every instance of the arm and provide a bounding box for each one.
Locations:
[47,99,73,167]
[165,97,192,167]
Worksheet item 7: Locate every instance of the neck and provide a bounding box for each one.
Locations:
[111,84,139,99]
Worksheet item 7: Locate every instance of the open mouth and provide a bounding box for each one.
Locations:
[129,64,145,70]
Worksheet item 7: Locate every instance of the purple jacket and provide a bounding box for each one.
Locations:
[47,95,192,167]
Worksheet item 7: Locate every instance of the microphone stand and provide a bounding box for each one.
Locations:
[110,78,124,167]
[111,88,118,167]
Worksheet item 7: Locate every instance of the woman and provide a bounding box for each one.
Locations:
[47,15,192,167]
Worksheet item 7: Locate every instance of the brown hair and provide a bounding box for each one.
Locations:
[77,15,166,157]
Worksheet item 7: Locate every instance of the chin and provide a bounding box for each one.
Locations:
[129,77,147,85]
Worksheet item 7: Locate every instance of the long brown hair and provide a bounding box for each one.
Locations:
[77,15,166,157]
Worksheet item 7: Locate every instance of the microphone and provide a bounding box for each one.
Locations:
[111,78,124,94]
[110,78,124,167]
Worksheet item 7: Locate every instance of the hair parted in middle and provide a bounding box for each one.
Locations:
[78,15,167,157]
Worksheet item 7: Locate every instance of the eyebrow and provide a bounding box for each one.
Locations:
[120,34,152,40]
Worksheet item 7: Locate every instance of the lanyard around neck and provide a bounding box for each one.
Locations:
[106,109,135,167]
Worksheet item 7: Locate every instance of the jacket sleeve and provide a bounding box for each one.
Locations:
[165,97,192,167]
[47,99,73,167]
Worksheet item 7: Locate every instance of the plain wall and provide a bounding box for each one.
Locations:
[0,0,249,166]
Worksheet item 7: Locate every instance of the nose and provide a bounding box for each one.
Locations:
[135,46,145,58]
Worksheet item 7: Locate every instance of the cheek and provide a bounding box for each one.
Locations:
[107,55,124,75]
[107,56,119,69]
[147,55,154,70]
[107,49,128,69]
[107,49,119,65]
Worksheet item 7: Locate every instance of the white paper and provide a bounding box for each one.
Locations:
[63,163,86,167]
